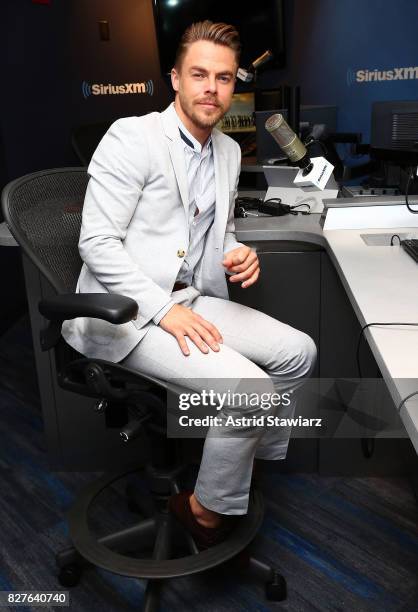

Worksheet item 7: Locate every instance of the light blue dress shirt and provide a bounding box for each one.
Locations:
[152,103,217,325]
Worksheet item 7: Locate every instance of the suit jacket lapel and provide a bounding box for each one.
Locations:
[161,106,230,243]
[161,105,189,217]
[212,129,229,246]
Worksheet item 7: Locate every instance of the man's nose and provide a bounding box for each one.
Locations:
[205,75,217,93]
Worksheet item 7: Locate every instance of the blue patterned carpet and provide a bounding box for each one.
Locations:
[0,316,418,611]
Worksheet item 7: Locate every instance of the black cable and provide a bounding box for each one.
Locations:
[235,196,263,210]
[405,167,418,214]
[356,322,418,378]
[305,138,329,158]
[398,391,418,412]
[390,234,401,246]
[357,323,418,436]
[290,202,311,214]
[262,197,297,216]
[236,196,311,217]
[264,197,311,215]
[235,196,263,217]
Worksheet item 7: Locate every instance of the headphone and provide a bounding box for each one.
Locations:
[234,197,311,218]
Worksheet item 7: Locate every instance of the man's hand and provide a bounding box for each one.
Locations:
[158,303,223,356]
[222,246,260,288]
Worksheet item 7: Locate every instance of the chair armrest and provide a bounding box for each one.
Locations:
[39,293,138,324]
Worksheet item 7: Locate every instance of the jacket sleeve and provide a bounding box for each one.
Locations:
[78,118,173,329]
[223,141,246,258]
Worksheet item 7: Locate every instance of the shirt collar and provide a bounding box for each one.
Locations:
[171,102,212,154]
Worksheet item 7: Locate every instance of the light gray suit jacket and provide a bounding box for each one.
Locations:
[61,103,244,362]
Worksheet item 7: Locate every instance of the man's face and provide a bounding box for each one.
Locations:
[171,40,237,131]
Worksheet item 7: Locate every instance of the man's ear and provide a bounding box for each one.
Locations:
[171,67,179,92]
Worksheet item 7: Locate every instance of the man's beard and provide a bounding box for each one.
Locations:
[178,91,226,130]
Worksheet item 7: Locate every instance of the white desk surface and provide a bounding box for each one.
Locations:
[323,228,418,450]
[0,221,17,246]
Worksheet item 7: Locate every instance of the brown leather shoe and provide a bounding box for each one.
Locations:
[168,491,237,551]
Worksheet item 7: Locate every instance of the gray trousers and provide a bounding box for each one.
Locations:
[122,287,317,515]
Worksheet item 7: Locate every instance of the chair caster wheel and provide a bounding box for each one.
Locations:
[265,571,287,601]
[58,563,83,588]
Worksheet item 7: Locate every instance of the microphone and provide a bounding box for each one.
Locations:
[237,50,273,82]
[265,113,313,173]
[251,50,273,71]
[265,113,335,190]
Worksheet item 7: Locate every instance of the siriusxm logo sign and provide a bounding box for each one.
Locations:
[347,66,418,86]
[82,80,154,99]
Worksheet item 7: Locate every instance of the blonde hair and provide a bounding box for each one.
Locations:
[174,20,241,71]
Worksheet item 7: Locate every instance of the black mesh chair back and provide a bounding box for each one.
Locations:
[2,168,88,294]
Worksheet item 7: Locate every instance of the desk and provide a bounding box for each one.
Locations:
[0,221,17,246]
[323,229,418,450]
[233,211,418,453]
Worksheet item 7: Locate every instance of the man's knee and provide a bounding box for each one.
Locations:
[223,372,276,417]
[275,330,317,378]
[300,333,317,375]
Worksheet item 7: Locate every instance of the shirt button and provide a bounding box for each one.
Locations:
[177,249,186,258]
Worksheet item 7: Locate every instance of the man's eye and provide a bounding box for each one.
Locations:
[219,76,231,83]
[193,73,204,78]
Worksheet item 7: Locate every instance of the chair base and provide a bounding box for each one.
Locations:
[55,464,287,610]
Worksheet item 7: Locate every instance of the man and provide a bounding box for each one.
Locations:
[62,20,316,550]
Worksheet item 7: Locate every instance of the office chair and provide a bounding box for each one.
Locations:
[2,167,287,611]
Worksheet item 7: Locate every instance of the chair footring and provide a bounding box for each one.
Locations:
[56,518,157,568]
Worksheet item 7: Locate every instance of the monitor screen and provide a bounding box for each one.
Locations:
[217,92,255,134]
[371,100,418,165]
[153,0,285,75]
